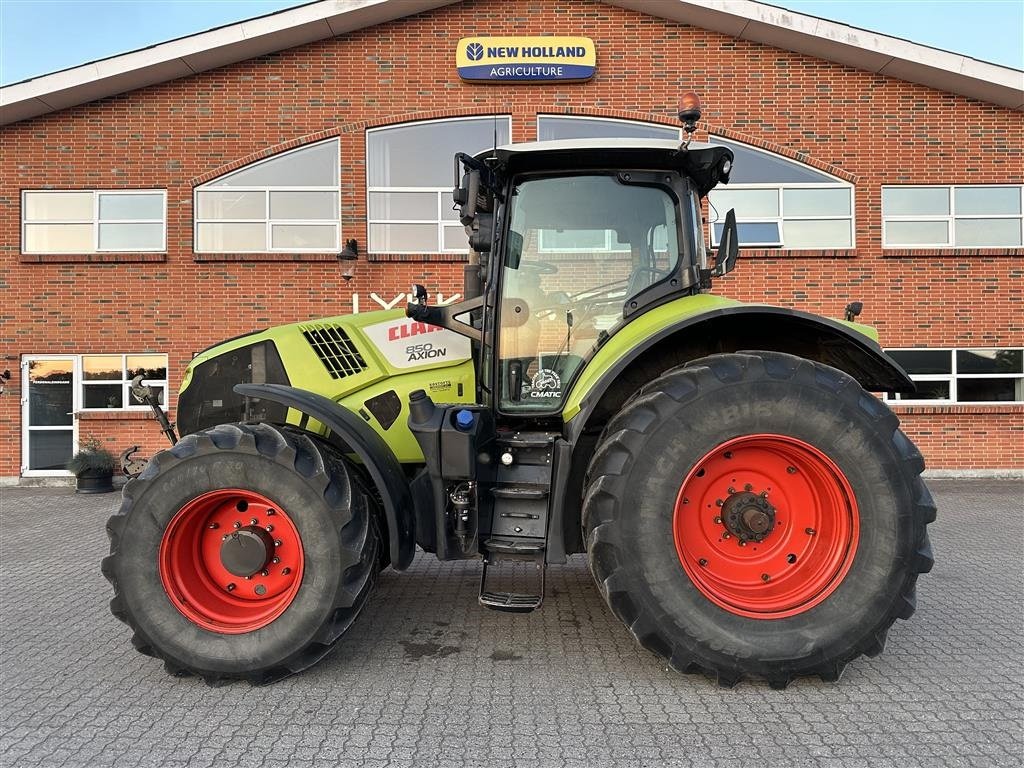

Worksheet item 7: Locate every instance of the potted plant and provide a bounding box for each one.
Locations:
[66,436,116,494]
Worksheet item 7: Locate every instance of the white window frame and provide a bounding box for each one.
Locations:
[193,139,340,254]
[883,347,1024,405]
[21,189,167,254]
[707,137,855,250]
[535,114,682,141]
[21,354,79,477]
[881,185,1024,248]
[79,353,169,412]
[366,116,513,255]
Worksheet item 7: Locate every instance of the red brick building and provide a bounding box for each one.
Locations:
[1,0,1022,483]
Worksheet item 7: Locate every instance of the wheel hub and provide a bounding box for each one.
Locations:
[220,527,275,577]
[158,489,304,633]
[673,434,860,619]
[721,490,776,542]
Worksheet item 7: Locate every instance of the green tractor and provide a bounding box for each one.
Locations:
[103,98,935,687]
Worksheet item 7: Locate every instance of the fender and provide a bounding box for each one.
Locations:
[565,306,915,440]
[234,383,415,571]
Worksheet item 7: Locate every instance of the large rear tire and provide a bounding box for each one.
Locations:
[102,422,379,684]
[583,352,935,687]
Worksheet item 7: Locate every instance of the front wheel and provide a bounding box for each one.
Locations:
[102,422,380,684]
[583,352,935,687]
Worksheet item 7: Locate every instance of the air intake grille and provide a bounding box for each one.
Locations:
[299,323,367,379]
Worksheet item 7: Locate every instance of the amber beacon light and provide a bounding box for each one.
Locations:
[678,91,702,134]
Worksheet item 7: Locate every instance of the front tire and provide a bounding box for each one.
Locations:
[583,352,935,687]
[102,422,379,684]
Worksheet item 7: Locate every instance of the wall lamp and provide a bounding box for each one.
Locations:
[339,238,359,281]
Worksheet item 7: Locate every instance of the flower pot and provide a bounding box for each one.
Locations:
[76,470,114,494]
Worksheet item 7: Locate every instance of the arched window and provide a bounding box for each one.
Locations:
[537,115,680,141]
[708,137,854,249]
[194,139,339,253]
[366,116,511,254]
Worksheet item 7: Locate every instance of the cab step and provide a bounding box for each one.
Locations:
[479,539,545,613]
[496,432,555,449]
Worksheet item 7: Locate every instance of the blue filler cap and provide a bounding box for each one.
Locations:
[454,409,475,431]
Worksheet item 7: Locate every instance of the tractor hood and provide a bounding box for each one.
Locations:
[176,309,475,445]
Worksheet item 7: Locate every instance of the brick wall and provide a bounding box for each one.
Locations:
[1,0,1021,477]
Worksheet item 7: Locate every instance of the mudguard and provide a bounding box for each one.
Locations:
[234,383,415,570]
[565,305,915,438]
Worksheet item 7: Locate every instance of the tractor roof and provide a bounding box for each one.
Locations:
[476,138,734,196]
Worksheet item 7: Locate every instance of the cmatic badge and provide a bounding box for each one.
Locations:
[456,37,596,82]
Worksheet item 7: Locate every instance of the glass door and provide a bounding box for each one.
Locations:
[22,356,78,476]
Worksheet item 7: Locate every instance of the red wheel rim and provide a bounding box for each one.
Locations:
[159,489,304,633]
[673,434,859,619]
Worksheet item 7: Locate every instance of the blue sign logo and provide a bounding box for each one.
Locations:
[457,36,596,83]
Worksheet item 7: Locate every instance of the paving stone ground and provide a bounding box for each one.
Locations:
[0,479,1021,767]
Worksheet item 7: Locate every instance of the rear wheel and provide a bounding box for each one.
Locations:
[102,422,379,684]
[583,351,935,687]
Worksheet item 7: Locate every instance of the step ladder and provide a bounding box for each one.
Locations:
[477,431,557,613]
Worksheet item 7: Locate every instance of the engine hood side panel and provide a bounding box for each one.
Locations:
[178,308,476,463]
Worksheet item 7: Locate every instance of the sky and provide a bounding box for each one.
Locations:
[1,0,1022,86]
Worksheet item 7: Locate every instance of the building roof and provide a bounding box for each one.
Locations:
[2,0,1022,125]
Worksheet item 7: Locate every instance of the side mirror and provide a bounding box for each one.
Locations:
[714,208,739,277]
[456,169,481,225]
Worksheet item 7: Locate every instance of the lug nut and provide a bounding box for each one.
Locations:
[265,525,274,532]
[744,483,752,491]
[222,535,229,541]
[727,486,736,494]
[274,539,282,547]
[261,569,269,577]
[761,573,771,582]
[738,540,746,547]
[245,575,251,580]
[716,499,724,507]
[722,532,731,539]
[272,557,280,564]
[233,521,241,529]
[714,516,722,525]
[267,509,276,516]
[249,518,258,526]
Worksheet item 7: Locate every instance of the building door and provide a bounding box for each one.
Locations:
[21,356,78,476]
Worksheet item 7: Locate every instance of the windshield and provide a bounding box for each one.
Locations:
[498,173,681,411]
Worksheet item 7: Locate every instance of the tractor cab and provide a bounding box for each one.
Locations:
[409,136,738,419]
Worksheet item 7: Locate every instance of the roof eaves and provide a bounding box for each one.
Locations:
[0,0,460,125]
[603,0,1024,110]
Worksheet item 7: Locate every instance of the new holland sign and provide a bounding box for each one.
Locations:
[456,37,596,82]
